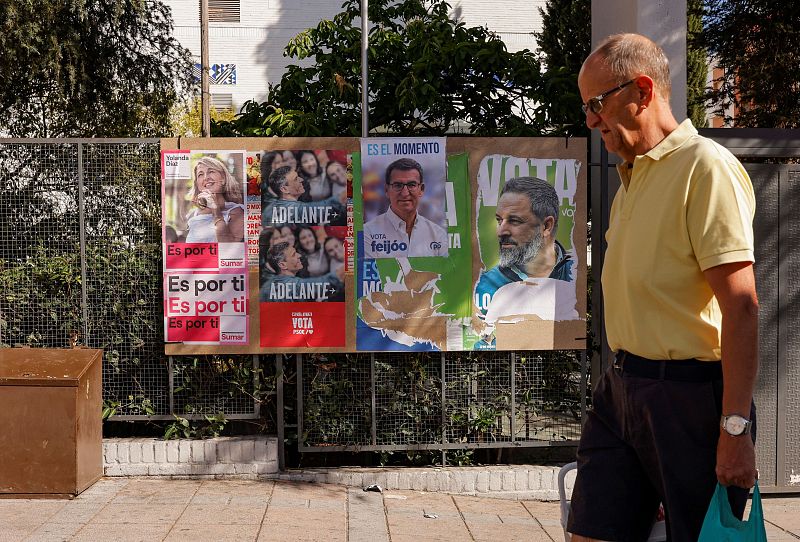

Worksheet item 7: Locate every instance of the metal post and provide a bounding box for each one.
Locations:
[441,352,447,466]
[360,0,369,137]
[168,355,175,416]
[510,352,516,442]
[370,353,377,445]
[76,143,89,346]
[200,0,211,137]
[296,354,304,451]
[592,142,611,385]
[579,350,588,426]
[276,354,285,471]
[253,354,261,418]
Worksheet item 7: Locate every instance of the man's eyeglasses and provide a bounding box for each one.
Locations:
[581,78,637,115]
[387,181,421,193]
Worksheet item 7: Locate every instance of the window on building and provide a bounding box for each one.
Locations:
[211,93,234,112]
[200,0,240,23]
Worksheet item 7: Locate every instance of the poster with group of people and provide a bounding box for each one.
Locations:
[161,137,586,353]
[254,149,351,347]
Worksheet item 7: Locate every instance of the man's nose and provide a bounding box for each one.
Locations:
[585,109,602,129]
[497,220,510,235]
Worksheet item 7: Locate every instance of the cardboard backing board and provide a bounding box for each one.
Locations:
[162,137,587,354]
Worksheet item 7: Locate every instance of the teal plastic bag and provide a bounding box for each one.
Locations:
[698,481,767,541]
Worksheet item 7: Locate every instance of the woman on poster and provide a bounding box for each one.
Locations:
[296,226,330,277]
[297,150,331,201]
[185,156,245,243]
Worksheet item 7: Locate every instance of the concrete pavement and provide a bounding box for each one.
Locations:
[0,477,798,541]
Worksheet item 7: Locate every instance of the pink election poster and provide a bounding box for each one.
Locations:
[161,149,249,344]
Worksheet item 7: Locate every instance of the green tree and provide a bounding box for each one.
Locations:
[216,0,580,137]
[534,0,591,135]
[703,0,800,128]
[0,1,194,137]
[686,0,708,127]
[171,97,238,137]
[536,0,590,76]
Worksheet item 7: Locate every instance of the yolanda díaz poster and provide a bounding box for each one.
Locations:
[161,149,249,344]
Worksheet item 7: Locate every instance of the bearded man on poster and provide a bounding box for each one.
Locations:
[475,177,574,310]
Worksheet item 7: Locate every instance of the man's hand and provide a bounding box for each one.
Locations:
[716,431,756,488]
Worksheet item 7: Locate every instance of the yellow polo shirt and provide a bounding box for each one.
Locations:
[602,120,755,361]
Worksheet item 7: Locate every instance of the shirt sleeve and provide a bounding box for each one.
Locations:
[686,149,755,271]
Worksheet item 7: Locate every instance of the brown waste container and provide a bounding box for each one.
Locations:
[0,348,103,497]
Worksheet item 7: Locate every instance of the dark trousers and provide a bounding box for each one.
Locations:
[567,354,756,542]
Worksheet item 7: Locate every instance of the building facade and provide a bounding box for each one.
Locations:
[163,0,547,112]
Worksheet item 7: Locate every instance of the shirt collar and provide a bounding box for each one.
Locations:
[616,119,697,189]
[386,205,418,232]
[644,118,697,161]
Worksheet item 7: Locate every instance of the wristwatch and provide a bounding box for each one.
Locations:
[720,414,752,436]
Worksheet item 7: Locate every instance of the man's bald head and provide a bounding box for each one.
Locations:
[582,33,672,102]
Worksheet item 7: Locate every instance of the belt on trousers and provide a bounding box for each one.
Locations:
[613,350,722,382]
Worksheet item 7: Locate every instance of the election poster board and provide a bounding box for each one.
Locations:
[161,137,586,354]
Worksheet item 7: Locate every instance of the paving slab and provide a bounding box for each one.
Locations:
[258,482,347,542]
[176,504,267,525]
[165,523,260,541]
[69,522,173,542]
[24,522,84,541]
[90,502,187,524]
[347,487,389,542]
[384,490,472,541]
[0,476,798,541]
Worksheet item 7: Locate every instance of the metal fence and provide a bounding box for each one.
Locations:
[0,139,259,420]
[1,139,588,461]
[298,351,587,455]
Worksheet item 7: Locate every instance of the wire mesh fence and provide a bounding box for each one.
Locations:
[1,139,587,455]
[0,140,258,420]
[299,353,373,447]
[299,350,587,453]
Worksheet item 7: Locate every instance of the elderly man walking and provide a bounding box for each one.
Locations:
[568,33,758,542]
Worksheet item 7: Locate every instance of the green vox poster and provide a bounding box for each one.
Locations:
[467,150,586,351]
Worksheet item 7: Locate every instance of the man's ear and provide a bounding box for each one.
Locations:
[543,216,556,238]
[635,75,655,109]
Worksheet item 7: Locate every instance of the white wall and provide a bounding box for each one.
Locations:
[450,0,545,53]
[164,0,548,111]
[591,0,687,122]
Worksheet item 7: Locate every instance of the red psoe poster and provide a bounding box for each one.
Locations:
[257,149,352,347]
